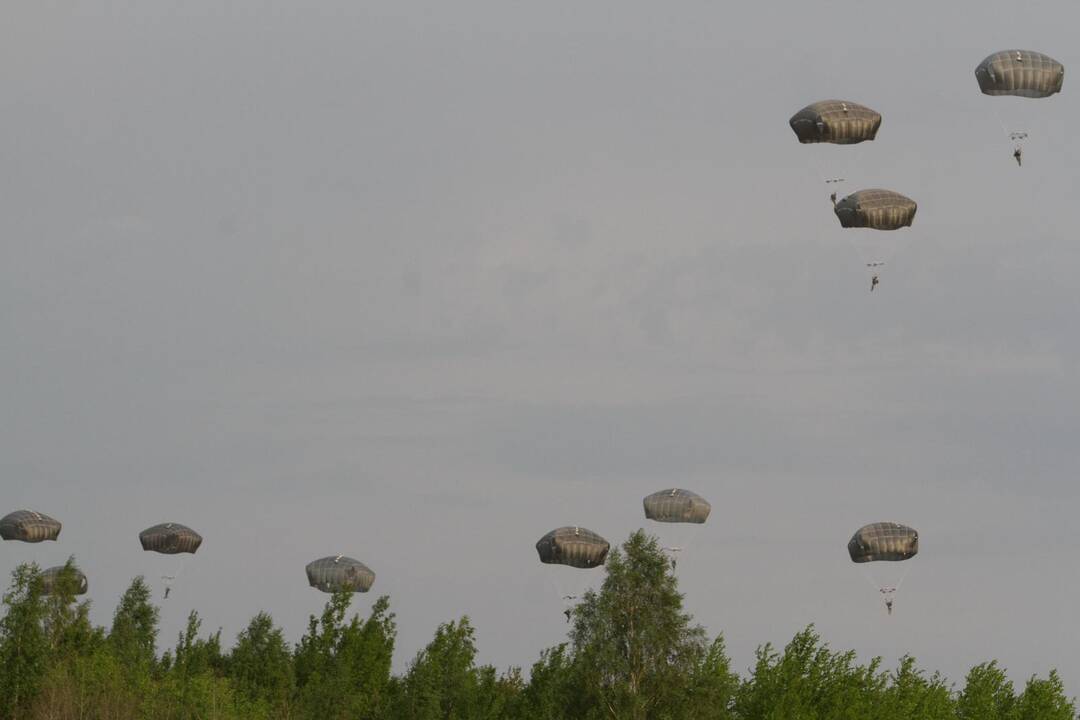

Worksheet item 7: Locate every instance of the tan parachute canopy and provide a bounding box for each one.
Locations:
[0,510,62,543]
[847,522,919,563]
[536,527,610,569]
[834,189,917,230]
[139,523,203,554]
[643,489,711,524]
[976,50,1065,98]
[789,100,882,144]
[40,565,89,596]
[306,556,376,593]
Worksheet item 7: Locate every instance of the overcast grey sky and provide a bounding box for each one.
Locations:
[3,0,1080,687]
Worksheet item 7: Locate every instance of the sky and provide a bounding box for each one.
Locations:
[3,0,1080,689]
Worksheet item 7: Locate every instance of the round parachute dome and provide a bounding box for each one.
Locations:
[0,510,61,543]
[834,189,916,230]
[848,522,918,563]
[306,556,376,593]
[40,566,89,596]
[976,50,1064,98]
[139,523,203,554]
[643,489,711,524]
[536,527,610,569]
[789,100,882,144]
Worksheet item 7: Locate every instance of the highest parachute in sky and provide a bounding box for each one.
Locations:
[975,50,1064,98]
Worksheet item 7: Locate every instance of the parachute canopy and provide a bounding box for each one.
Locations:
[306,556,376,593]
[643,489,711,524]
[0,510,61,543]
[789,100,882,144]
[834,189,917,230]
[976,50,1064,98]
[536,527,610,569]
[848,522,919,563]
[139,523,203,555]
[40,566,88,596]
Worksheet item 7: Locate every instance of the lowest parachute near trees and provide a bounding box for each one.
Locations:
[306,556,376,593]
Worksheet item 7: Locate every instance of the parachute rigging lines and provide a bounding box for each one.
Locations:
[139,523,202,599]
[848,522,919,615]
[643,490,710,568]
[832,189,917,282]
[975,50,1064,165]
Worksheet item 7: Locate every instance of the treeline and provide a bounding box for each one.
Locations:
[0,531,1074,720]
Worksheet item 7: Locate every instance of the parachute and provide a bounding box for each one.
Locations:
[139,523,202,598]
[536,527,610,569]
[834,189,917,230]
[833,189,917,284]
[40,565,89,596]
[789,100,882,145]
[643,489,711,524]
[0,510,62,543]
[536,527,609,622]
[975,50,1064,165]
[306,556,376,593]
[848,522,918,615]
[643,490,710,567]
[975,50,1064,98]
[139,523,203,554]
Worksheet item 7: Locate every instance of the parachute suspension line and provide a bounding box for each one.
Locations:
[162,556,187,599]
[857,564,883,593]
[892,561,913,593]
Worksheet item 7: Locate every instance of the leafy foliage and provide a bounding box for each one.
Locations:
[0,540,1074,720]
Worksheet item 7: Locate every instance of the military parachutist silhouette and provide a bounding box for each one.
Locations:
[871,275,879,292]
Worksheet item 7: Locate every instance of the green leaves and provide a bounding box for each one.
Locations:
[0,549,1077,720]
[294,592,397,720]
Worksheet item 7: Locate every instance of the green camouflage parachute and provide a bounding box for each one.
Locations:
[834,189,916,230]
[306,556,376,593]
[789,100,882,144]
[40,565,89,596]
[976,50,1064,98]
[536,527,609,569]
[848,522,919,563]
[643,489,711,524]
[0,510,61,543]
[139,523,203,554]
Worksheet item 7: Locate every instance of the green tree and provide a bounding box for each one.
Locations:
[108,575,160,674]
[515,644,582,720]
[228,611,294,717]
[735,626,893,720]
[30,644,141,720]
[879,655,955,720]
[569,529,708,720]
[0,564,49,720]
[957,661,1016,720]
[41,558,101,661]
[152,610,234,720]
[1012,670,1076,720]
[392,616,498,720]
[294,592,396,720]
[684,635,737,720]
